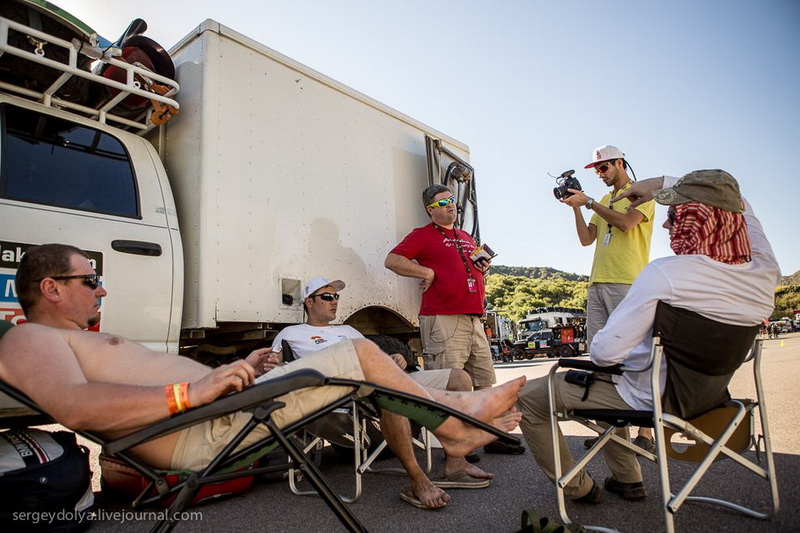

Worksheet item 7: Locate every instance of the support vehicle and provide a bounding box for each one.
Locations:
[512,306,586,359]
[0,2,480,413]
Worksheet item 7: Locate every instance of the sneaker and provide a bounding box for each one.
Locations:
[633,435,656,454]
[573,478,603,504]
[604,477,647,500]
[583,436,599,449]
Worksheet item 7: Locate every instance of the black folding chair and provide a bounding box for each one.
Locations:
[1,368,518,533]
[548,302,779,532]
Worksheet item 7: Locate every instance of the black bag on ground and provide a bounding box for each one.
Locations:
[0,429,94,532]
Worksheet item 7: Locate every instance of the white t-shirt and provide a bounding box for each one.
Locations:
[271,323,364,359]
[591,176,781,410]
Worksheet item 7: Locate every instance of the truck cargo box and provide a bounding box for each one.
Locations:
[161,21,475,337]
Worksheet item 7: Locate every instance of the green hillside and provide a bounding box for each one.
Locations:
[486,266,798,322]
[485,267,587,322]
[488,265,588,282]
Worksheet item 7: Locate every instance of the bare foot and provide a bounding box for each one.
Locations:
[408,476,450,509]
[433,377,526,457]
[444,458,495,480]
[493,406,522,432]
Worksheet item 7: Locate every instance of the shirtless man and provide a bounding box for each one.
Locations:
[0,244,524,474]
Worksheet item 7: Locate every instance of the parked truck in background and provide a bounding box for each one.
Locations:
[0,1,480,378]
[512,307,586,359]
[485,309,514,362]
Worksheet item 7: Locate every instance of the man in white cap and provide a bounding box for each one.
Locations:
[262,277,496,509]
[560,145,657,451]
[562,145,655,348]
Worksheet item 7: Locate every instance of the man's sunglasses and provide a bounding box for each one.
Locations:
[46,274,100,290]
[426,195,456,209]
[594,160,616,174]
[667,208,678,226]
[310,292,339,302]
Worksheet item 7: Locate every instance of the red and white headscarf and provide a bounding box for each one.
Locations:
[670,202,751,265]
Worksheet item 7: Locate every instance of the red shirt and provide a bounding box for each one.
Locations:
[390,223,485,315]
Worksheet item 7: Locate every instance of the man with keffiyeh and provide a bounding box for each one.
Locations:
[516,169,781,504]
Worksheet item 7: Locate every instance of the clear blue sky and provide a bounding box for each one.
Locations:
[57,0,800,277]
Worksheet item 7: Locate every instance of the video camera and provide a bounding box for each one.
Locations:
[553,169,582,200]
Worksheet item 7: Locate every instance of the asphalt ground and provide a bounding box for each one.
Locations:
[39,333,800,532]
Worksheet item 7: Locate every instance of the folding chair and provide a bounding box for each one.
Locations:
[1,366,518,533]
[287,395,433,502]
[548,301,779,533]
[281,339,432,503]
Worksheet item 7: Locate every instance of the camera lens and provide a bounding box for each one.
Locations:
[554,185,572,199]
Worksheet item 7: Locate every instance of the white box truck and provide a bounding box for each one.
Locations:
[0,4,480,372]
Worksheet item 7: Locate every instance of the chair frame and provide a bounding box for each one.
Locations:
[279,339,432,502]
[1,370,518,532]
[548,337,779,533]
[287,401,432,502]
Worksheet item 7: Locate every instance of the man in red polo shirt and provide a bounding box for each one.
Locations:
[385,184,524,454]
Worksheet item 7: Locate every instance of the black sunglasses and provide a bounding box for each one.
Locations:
[47,274,100,290]
[310,292,339,302]
[667,208,678,225]
[594,160,616,174]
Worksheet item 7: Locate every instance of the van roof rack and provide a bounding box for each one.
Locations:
[0,14,179,133]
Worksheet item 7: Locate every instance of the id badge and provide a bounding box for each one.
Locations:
[602,232,612,246]
[467,278,477,292]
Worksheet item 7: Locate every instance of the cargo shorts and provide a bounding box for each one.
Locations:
[419,314,496,388]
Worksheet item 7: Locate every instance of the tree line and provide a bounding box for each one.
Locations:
[486,266,798,323]
[485,266,587,322]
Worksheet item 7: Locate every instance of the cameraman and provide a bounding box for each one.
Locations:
[561,144,656,451]
[561,145,655,347]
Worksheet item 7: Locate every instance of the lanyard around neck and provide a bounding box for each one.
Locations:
[434,224,475,280]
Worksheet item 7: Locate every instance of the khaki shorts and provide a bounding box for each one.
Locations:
[409,368,451,390]
[170,340,364,471]
[420,314,496,388]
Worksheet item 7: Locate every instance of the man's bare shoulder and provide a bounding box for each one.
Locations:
[0,323,104,368]
[1,321,57,345]
[0,323,62,383]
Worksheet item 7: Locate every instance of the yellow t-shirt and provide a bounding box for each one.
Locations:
[588,182,655,286]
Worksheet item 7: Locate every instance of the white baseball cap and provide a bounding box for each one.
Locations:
[584,145,625,168]
[302,277,346,299]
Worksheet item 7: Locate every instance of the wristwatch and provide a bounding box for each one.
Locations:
[585,198,594,210]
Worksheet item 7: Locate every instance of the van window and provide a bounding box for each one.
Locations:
[0,104,139,218]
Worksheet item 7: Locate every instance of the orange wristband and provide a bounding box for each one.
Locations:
[172,383,184,413]
[165,384,180,415]
[179,382,192,410]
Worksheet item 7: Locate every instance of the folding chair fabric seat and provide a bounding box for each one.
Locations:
[98,453,259,507]
[548,301,779,533]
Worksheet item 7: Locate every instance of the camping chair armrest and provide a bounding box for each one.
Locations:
[557,358,624,375]
[103,369,327,456]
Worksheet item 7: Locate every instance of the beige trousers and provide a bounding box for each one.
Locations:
[516,371,642,499]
